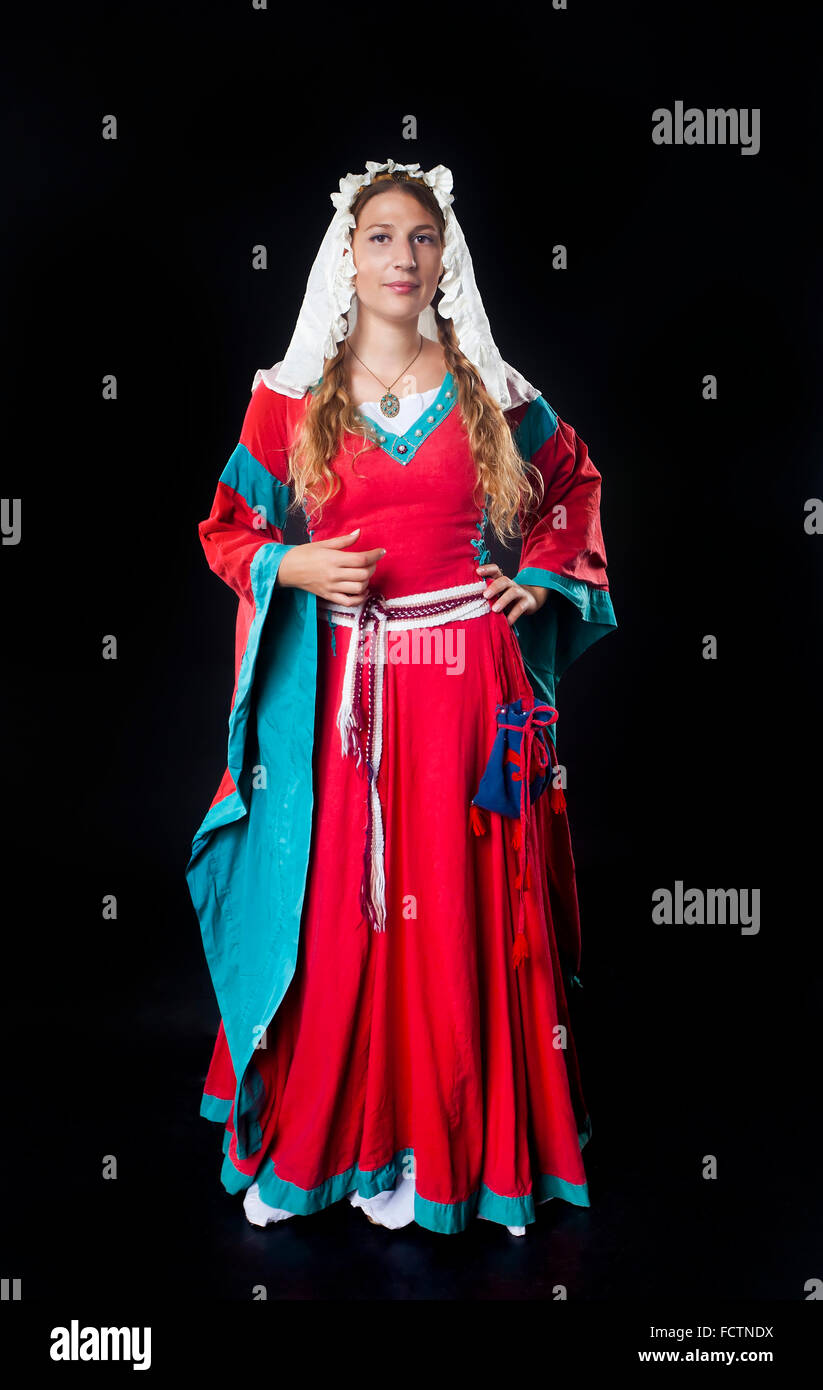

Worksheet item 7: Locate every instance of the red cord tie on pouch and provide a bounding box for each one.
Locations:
[469,698,561,967]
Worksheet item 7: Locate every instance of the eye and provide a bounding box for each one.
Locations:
[368,234,436,245]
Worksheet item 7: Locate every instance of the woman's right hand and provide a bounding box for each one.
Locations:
[276,528,386,606]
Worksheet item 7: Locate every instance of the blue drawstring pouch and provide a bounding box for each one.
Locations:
[471,697,559,820]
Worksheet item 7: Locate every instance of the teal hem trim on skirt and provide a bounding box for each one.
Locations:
[202,1094,593,1233]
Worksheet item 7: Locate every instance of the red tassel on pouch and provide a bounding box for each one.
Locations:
[469,803,488,836]
[511,929,529,968]
[514,862,532,891]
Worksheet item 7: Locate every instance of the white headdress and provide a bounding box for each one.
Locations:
[251,158,538,413]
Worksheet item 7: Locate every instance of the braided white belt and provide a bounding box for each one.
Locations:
[317,580,491,932]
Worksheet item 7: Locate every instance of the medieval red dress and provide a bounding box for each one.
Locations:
[189,365,617,1235]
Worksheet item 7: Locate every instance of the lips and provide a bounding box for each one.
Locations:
[385,282,418,288]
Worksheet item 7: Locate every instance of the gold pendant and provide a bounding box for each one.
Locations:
[379,391,400,418]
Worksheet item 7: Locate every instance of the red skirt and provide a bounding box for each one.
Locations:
[201,604,592,1234]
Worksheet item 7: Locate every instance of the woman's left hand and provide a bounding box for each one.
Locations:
[477,563,548,626]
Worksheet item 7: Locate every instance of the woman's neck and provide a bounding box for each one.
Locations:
[345,316,425,381]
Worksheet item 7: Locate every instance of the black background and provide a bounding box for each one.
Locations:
[2,0,821,1341]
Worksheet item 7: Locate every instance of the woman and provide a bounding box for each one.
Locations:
[186,159,617,1236]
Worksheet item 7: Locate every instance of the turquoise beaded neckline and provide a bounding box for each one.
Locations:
[355,372,457,466]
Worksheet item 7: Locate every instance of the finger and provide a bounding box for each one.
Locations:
[488,584,521,613]
[488,588,529,624]
[323,530,363,548]
[482,576,512,602]
[481,580,502,601]
[330,577,372,592]
[330,567,374,585]
[476,563,500,575]
[503,598,531,626]
[331,549,385,567]
[327,591,368,607]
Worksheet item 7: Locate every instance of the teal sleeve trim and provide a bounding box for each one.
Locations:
[219,443,289,528]
[512,394,559,460]
[185,544,318,1161]
[512,567,618,711]
[188,541,295,850]
[200,1092,232,1124]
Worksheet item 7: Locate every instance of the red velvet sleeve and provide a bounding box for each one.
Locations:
[510,393,618,709]
[197,381,294,605]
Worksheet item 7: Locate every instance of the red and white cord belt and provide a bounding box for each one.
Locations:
[317,580,491,932]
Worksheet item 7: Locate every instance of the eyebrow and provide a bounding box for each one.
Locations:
[365,222,438,233]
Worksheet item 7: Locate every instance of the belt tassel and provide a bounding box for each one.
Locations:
[324,581,491,934]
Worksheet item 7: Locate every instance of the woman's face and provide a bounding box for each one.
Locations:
[348,189,443,321]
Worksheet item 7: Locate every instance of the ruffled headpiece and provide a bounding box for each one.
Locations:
[252,158,537,413]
